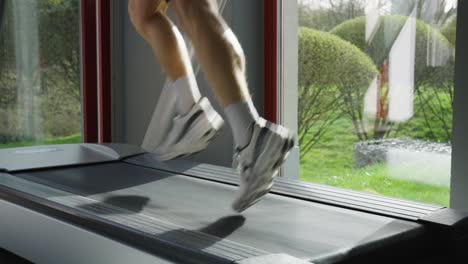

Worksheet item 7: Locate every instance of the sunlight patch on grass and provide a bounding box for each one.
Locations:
[0,134,82,149]
[299,117,449,206]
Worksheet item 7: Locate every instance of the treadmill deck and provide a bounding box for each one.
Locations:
[9,161,427,261]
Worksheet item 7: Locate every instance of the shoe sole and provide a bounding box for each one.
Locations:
[232,127,296,213]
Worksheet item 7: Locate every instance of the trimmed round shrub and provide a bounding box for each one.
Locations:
[298,27,377,154]
[330,16,454,85]
[299,27,377,90]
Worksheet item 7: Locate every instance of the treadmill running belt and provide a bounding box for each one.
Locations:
[12,162,427,262]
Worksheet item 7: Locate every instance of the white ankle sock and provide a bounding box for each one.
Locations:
[173,75,202,115]
[224,100,260,149]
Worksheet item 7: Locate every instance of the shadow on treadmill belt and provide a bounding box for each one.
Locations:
[160,215,246,250]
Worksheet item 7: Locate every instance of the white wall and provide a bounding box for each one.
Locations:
[111,0,265,167]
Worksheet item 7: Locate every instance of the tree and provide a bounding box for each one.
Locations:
[441,16,457,46]
[0,0,20,143]
[38,0,82,137]
[0,0,82,142]
[415,0,456,28]
[331,16,454,141]
[298,27,377,156]
[298,0,366,31]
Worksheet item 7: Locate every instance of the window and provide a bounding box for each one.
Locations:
[281,0,458,206]
[0,0,82,149]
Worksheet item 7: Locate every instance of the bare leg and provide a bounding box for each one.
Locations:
[171,0,249,107]
[128,0,188,81]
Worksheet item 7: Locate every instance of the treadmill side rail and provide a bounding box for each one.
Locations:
[125,154,444,221]
[0,143,144,172]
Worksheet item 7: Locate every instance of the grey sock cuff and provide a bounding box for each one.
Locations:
[224,99,260,148]
[172,75,202,115]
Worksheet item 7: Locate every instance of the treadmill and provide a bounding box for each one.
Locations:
[1,143,467,264]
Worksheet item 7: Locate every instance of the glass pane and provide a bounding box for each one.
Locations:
[296,0,457,206]
[0,0,82,148]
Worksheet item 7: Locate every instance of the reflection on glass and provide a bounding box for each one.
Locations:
[0,0,82,148]
[297,0,456,206]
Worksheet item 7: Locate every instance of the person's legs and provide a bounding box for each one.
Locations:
[171,0,296,212]
[171,0,260,149]
[128,0,201,115]
[128,0,224,158]
[171,0,248,107]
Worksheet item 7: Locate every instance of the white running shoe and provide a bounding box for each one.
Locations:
[232,118,296,212]
[142,86,178,153]
[142,91,224,160]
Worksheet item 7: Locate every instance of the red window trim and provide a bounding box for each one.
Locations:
[264,0,278,123]
[81,0,112,143]
[98,0,112,143]
[81,0,98,143]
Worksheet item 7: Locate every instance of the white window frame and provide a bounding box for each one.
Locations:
[278,0,300,180]
[450,0,468,210]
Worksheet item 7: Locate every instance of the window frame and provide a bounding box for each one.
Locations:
[450,0,468,210]
[81,0,112,144]
[269,0,468,209]
[264,0,300,179]
[264,0,278,124]
[81,0,98,143]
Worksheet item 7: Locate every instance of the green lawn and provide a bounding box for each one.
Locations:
[0,134,82,149]
[300,118,450,207]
